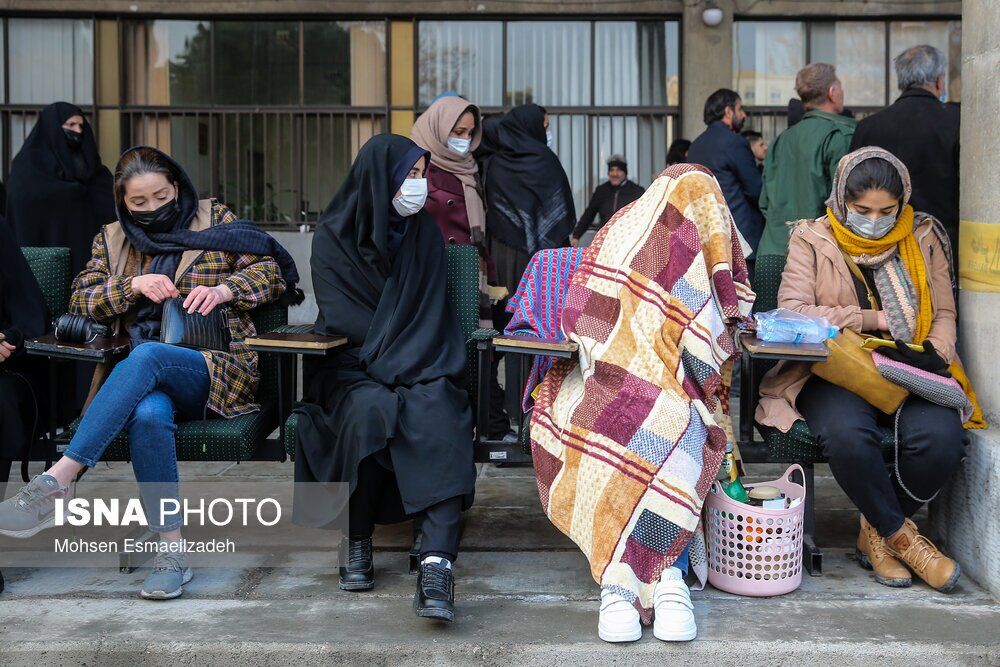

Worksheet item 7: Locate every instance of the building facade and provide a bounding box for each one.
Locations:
[0,0,961,228]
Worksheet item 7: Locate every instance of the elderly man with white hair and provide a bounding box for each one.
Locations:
[851,44,961,264]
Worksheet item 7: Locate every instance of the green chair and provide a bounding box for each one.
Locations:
[22,247,72,319]
[283,244,485,457]
[62,302,288,463]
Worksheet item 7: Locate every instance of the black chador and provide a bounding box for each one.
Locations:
[294,135,474,620]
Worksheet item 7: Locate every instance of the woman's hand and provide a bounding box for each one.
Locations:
[0,333,14,364]
[876,310,888,331]
[569,236,579,248]
[183,284,234,315]
[132,274,180,303]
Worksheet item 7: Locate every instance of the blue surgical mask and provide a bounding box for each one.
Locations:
[392,178,428,217]
[545,130,554,148]
[447,137,471,155]
[845,209,897,240]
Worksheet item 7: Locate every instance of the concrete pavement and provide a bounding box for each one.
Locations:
[1,461,998,666]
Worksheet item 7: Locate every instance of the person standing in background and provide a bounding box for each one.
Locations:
[569,154,644,247]
[6,102,116,412]
[758,64,856,258]
[687,89,764,261]
[6,102,114,277]
[482,104,576,299]
[666,138,691,166]
[411,95,514,442]
[742,130,767,170]
[850,45,960,265]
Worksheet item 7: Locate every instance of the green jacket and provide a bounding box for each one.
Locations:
[757,110,857,257]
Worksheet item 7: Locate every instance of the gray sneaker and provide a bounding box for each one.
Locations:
[0,474,70,538]
[140,550,193,600]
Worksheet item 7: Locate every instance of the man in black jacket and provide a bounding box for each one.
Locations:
[570,155,644,246]
[851,44,960,262]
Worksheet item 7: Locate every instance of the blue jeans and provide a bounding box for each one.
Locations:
[63,343,210,532]
[673,544,690,575]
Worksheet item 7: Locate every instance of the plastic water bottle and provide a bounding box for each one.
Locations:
[754,308,838,344]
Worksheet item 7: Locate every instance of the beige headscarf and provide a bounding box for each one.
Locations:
[410,96,485,241]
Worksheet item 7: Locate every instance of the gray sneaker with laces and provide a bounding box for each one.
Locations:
[0,474,70,538]
[141,550,193,600]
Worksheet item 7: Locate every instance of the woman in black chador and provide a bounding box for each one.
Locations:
[6,102,114,277]
[6,103,115,411]
[294,134,475,623]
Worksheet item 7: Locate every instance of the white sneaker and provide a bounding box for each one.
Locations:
[652,567,697,642]
[598,589,642,643]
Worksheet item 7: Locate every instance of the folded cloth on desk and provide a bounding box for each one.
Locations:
[504,247,584,411]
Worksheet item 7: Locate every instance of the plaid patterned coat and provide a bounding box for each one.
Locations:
[70,200,286,417]
[530,165,754,623]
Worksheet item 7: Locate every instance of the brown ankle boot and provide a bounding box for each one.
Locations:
[886,518,962,592]
[856,516,911,587]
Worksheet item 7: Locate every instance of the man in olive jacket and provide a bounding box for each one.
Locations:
[758,63,856,258]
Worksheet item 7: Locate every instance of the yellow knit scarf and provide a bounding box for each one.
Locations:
[828,205,984,429]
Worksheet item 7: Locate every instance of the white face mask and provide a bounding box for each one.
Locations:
[447,137,471,155]
[392,178,428,217]
[545,130,554,148]
[845,209,897,240]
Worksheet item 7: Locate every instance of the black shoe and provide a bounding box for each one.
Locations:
[414,560,455,622]
[339,537,374,591]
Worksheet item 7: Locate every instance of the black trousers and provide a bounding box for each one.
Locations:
[349,454,462,562]
[797,376,967,538]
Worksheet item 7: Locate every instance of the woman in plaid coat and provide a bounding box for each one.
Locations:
[0,146,300,600]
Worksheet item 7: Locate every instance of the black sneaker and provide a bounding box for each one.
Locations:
[339,537,374,591]
[414,560,455,622]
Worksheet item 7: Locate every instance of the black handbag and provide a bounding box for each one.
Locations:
[159,296,232,352]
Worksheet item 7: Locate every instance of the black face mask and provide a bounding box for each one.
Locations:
[130,197,180,233]
[63,128,84,149]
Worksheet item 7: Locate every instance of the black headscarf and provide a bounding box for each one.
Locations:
[483,104,576,253]
[0,217,48,352]
[115,146,304,345]
[297,133,475,516]
[6,102,115,276]
[474,112,505,183]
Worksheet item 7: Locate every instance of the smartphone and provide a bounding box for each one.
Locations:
[861,338,925,353]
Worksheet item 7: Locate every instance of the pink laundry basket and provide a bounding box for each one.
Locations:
[704,464,806,596]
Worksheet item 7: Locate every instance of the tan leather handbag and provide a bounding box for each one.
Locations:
[811,328,909,414]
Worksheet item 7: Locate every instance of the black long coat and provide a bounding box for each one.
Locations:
[850,88,960,259]
[294,135,475,524]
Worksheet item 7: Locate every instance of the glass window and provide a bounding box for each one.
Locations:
[810,22,886,107]
[733,22,805,107]
[889,21,962,102]
[595,22,670,107]
[9,18,94,105]
[507,22,591,106]
[665,21,680,107]
[126,21,212,106]
[304,21,386,106]
[418,21,502,107]
[214,22,300,105]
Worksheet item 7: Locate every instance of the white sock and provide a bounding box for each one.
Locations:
[422,556,452,570]
[660,566,684,582]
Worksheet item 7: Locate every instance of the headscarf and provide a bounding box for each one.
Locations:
[6,102,115,276]
[410,96,485,241]
[825,146,983,428]
[0,217,49,351]
[115,146,303,345]
[483,104,576,253]
[311,134,433,344]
